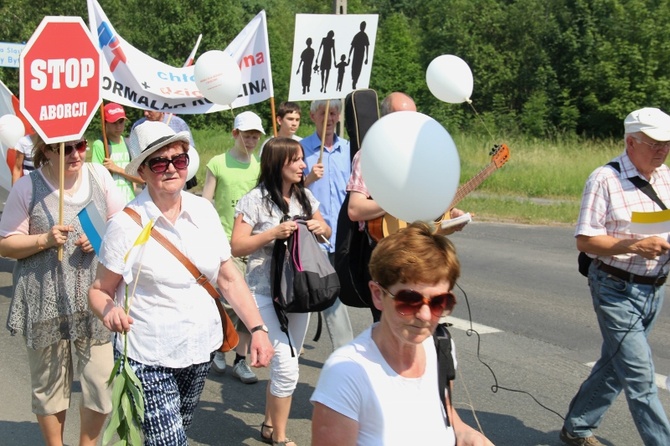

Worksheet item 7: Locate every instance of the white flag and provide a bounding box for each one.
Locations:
[87,0,274,113]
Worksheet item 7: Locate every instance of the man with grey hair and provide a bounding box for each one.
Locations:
[560,107,670,446]
[301,99,354,351]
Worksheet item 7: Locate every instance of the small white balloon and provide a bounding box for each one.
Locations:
[360,111,460,222]
[0,114,25,147]
[186,146,200,181]
[194,50,242,105]
[426,54,474,104]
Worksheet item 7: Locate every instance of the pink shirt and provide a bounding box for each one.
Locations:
[346,151,370,231]
[0,164,124,237]
[346,151,369,197]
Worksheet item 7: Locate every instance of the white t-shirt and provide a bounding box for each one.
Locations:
[310,325,457,445]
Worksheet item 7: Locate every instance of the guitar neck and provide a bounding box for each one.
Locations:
[449,163,498,209]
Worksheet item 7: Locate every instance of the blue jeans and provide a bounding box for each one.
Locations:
[563,263,670,445]
[322,251,353,351]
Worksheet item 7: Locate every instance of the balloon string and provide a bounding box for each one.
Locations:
[467,102,497,142]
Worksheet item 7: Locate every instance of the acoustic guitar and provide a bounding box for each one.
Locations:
[366,143,511,242]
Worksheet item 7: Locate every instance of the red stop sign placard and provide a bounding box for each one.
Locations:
[20,16,101,144]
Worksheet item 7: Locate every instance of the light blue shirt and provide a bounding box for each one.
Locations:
[301,132,351,252]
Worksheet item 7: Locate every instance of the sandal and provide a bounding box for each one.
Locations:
[273,439,296,446]
[260,422,273,444]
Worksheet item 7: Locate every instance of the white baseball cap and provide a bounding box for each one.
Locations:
[234,111,265,134]
[624,107,670,141]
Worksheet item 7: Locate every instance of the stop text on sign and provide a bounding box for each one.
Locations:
[30,58,95,90]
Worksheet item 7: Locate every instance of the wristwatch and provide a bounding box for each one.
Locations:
[250,324,269,334]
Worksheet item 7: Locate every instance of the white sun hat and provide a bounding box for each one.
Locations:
[125,121,191,176]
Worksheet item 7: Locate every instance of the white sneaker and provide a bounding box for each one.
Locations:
[211,352,226,374]
[232,359,258,384]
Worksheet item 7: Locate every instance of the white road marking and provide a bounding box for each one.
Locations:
[441,317,670,393]
[441,316,502,334]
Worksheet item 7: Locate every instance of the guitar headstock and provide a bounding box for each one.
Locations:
[489,143,510,168]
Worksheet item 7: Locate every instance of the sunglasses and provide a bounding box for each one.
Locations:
[52,140,87,156]
[376,282,456,317]
[144,152,190,174]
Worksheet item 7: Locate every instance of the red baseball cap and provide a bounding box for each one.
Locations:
[104,103,127,123]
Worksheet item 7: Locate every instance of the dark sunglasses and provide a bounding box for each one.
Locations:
[52,140,87,156]
[376,282,456,317]
[144,152,190,174]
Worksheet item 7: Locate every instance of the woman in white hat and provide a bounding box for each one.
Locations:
[0,135,125,446]
[88,121,274,445]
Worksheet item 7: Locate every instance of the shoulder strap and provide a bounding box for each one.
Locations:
[87,163,104,191]
[122,207,219,298]
[607,161,667,210]
[122,206,240,352]
[434,322,456,427]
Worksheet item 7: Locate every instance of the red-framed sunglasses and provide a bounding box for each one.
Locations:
[52,140,87,156]
[144,152,190,174]
[375,282,456,317]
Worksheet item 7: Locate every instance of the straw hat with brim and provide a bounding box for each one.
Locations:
[125,121,191,177]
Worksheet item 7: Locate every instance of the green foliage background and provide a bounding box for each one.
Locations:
[2,0,670,138]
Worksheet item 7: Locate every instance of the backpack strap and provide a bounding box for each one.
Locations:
[270,224,296,356]
[434,322,456,427]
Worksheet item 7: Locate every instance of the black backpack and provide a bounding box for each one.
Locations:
[335,90,381,309]
[334,194,375,308]
[271,217,340,351]
[434,322,456,425]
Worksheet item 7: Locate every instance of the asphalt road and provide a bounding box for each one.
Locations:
[0,221,669,445]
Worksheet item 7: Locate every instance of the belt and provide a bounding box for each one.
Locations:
[596,261,666,286]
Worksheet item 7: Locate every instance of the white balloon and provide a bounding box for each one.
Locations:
[186,146,200,181]
[0,114,25,147]
[360,111,460,222]
[426,54,474,104]
[194,50,242,105]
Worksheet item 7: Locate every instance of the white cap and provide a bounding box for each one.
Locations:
[234,111,265,134]
[624,107,670,141]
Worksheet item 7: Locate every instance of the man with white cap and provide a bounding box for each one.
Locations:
[202,110,265,384]
[561,107,670,446]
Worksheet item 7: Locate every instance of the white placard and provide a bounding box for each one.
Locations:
[289,14,378,101]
